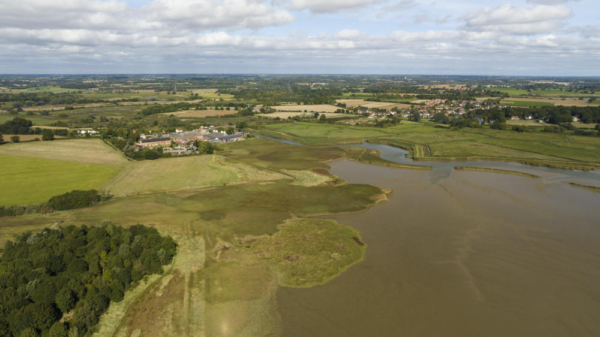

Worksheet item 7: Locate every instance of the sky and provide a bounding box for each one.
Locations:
[0,0,598,75]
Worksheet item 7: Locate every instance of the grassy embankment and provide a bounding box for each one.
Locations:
[259,122,600,171]
[454,166,540,178]
[0,137,389,337]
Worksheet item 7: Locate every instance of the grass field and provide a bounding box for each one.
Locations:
[0,139,129,167]
[102,155,239,196]
[0,154,122,206]
[502,100,554,107]
[487,87,529,96]
[501,97,596,107]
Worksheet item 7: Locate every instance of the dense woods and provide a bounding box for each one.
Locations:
[0,223,177,337]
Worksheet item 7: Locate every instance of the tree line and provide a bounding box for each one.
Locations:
[0,223,177,336]
[0,190,109,218]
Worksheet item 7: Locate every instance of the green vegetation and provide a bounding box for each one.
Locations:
[259,122,600,170]
[102,156,240,196]
[0,155,121,206]
[244,219,366,288]
[454,166,540,178]
[0,190,106,217]
[0,139,129,167]
[488,87,529,96]
[0,223,176,337]
[501,100,554,107]
[569,183,600,193]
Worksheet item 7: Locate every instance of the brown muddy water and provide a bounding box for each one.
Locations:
[276,160,600,337]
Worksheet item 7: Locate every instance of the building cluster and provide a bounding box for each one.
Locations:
[359,99,510,120]
[137,126,244,155]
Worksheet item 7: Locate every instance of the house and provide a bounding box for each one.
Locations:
[511,116,520,121]
[138,136,171,148]
[573,116,580,122]
[78,130,99,135]
[170,130,204,145]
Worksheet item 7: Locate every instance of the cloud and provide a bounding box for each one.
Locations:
[526,0,580,4]
[0,0,598,75]
[463,4,572,35]
[0,0,295,31]
[144,0,295,30]
[290,0,380,14]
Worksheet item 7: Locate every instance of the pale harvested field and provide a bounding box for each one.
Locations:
[190,89,218,93]
[271,104,341,113]
[161,109,238,117]
[2,134,66,142]
[257,112,353,119]
[0,139,129,167]
[336,99,412,110]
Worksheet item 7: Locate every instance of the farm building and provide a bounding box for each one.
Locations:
[205,132,244,143]
[138,136,171,148]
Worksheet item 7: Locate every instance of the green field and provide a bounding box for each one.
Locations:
[102,155,240,196]
[501,100,554,107]
[0,139,129,167]
[530,89,600,96]
[0,154,122,206]
[488,87,529,95]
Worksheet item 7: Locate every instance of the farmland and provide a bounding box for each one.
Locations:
[0,139,129,166]
[336,99,413,110]
[161,109,238,118]
[501,100,554,107]
[257,112,353,119]
[271,104,341,113]
[0,154,121,206]
[101,155,287,196]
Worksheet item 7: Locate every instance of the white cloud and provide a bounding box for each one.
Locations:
[463,4,572,35]
[526,0,580,4]
[290,0,380,14]
[144,0,295,30]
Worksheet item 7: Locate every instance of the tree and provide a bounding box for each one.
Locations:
[0,134,4,143]
[410,111,421,122]
[319,114,327,123]
[226,127,235,135]
[42,130,54,141]
[11,136,20,143]
[47,322,68,337]
[55,288,76,313]
[19,327,39,337]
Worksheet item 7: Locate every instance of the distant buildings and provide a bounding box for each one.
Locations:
[137,126,244,152]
